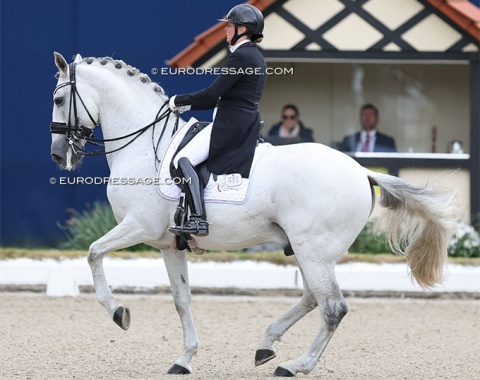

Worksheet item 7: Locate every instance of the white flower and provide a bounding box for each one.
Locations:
[448,223,480,257]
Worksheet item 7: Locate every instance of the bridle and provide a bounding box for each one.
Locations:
[50,62,98,153]
[50,62,177,160]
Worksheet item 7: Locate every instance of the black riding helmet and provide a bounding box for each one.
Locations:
[218,4,264,45]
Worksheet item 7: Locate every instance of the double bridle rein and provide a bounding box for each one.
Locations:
[50,62,176,158]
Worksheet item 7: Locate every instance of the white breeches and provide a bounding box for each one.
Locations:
[173,122,213,168]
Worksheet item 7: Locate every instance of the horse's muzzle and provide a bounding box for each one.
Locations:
[51,134,83,169]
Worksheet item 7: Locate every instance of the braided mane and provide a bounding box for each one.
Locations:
[79,56,168,101]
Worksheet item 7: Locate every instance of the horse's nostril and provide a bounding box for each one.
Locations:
[52,154,62,162]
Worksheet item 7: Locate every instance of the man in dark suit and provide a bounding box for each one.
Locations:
[168,4,266,236]
[339,104,396,153]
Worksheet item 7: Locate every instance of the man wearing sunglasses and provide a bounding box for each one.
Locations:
[267,104,314,143]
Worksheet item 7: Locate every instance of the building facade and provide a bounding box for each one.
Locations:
[170,0,480,223]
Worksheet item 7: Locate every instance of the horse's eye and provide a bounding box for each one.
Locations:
[54,97,64,105]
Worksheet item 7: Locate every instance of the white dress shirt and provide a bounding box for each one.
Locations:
[229,39,250,53]
[357,130,377,152]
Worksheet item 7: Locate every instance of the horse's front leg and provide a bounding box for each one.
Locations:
[88,216,153,330]
[162,248,199,375]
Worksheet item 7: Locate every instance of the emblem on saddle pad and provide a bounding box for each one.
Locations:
[225,173,242,187]
[217,173,243,192]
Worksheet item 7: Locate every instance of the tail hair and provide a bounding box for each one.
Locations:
[367,171,458,288]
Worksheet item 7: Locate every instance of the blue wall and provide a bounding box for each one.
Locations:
[0,0,238,246]
[1,0,479,246]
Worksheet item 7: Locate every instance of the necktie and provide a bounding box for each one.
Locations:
[361,133,370,152]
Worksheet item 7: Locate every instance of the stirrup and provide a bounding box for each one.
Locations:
[169,217,209,237]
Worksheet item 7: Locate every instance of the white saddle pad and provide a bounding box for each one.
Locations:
[157,117,271,204]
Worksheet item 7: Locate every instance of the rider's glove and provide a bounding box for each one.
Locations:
[169,95,191,114]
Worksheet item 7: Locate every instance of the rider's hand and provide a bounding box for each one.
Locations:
[169,95,191,114]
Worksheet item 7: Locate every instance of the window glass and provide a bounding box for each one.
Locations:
[262,62,470,153]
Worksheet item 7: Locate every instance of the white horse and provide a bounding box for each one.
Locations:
[50,53,457,377]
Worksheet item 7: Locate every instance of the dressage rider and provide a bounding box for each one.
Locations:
[168,3,267,237]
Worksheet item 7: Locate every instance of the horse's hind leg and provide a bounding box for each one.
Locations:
[255,268,317,366]
[274,259,347,377]
[88,217,152,330]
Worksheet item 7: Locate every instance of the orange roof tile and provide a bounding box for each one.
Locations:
[169,0,480,68]
[427,0,480,40]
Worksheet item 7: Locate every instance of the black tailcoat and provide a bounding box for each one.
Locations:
[175,42,267,178]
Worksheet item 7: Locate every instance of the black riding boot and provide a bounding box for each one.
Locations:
[169,157,209,237]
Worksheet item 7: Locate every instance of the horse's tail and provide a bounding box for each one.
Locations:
[367,170,458,288]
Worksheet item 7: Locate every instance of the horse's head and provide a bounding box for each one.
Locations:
[50,52,100,170]
[50,52,175,171]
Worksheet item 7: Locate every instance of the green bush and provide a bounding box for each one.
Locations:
[59,202,156,252]
[349,221,392,254]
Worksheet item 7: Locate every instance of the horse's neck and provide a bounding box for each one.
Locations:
[82,65,176,175]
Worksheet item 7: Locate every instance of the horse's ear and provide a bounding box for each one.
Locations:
[54,52,68,75]
[74,54,83,64]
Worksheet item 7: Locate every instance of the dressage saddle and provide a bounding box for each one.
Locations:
[169,121,267,250]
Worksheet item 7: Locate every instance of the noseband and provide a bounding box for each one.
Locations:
[50,62,176,157]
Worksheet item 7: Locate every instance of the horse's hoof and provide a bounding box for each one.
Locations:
[255,349,276,366]
[113,306,131,330]
[274,366,295,377]
[167,363,190,375]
